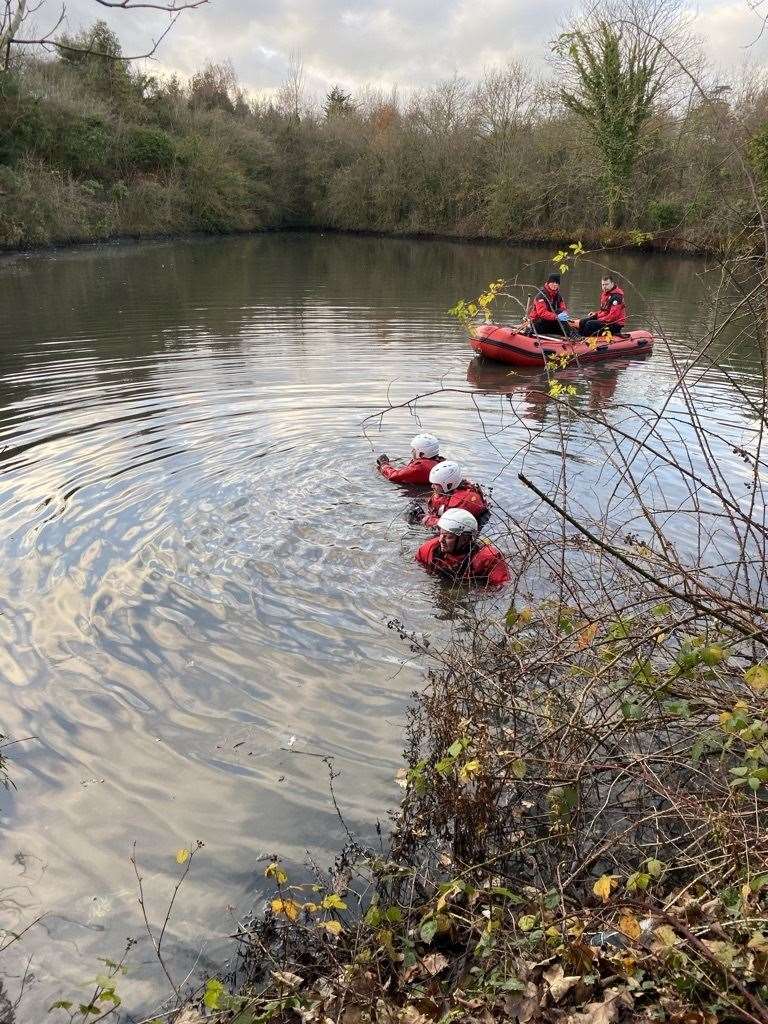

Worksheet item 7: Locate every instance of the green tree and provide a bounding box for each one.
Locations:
[554,4,680,228]
[56,21,133,101]
[324,85,354,120]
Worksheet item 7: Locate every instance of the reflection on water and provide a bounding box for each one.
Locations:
[0,233,763,1017]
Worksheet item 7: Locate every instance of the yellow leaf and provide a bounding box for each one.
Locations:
[265,861,288,885]
[320,893,347,911]
[175,848,190,864]
[319,920,343,936]
[458,758,481,782]
[618,911,641,939]
[746,664,768,692]
[593,874,618,903]
[271,898,301,921]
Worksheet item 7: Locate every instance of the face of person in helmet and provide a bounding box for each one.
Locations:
[439,528,469,555]
[432,481,448,496]
[545,281,559,296]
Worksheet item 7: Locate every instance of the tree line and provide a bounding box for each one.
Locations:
[0,3,766,252]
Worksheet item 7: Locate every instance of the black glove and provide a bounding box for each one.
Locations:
[376,454,390,467]
[406,502,425,525]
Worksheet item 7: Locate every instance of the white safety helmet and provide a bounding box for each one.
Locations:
[429,461,462,492]
[437,508,478,536]
[410,433,440,459]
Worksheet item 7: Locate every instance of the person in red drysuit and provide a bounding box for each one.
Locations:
[420,461,489,529]
[415,509,510,587]
[527,273,572,337]
[574,273,627,336]
[376,432,444,485]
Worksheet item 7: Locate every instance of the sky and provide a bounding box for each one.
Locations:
[26,0,768,100]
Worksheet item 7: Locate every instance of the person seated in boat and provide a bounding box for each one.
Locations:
[415,509,510,587]
[376,433,444,485]
[526,274,573,337]
[574,274,627,337]
[416,461,489,528]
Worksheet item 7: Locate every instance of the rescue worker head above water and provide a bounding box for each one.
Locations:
[437,508,477,554]
[376,432,444,485]
[430,460,462,495]
[413,461,490,529]
[415,508,510,586]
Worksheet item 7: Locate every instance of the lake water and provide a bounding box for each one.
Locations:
[0,232,763,1019]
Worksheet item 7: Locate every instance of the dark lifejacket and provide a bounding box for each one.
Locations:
[596,285,626,326]
[529,287,566,322]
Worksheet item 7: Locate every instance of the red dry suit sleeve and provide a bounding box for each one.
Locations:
[529,295,558,322]
[378,458,431,485]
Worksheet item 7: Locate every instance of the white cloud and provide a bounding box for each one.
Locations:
[42,0,768,99]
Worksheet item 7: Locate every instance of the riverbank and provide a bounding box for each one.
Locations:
[1,42,759,259]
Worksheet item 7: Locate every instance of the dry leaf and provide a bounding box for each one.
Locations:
[399,1007,432,1024]
[543,963,581,1002]
[271,970,303,989]
[618,910,641,939]
[569,987,632,1024]
[577,622,598,649]
[421,952,449,976]
[745,664,768,692]
[651,923,679,950]
[592,874,618,903]
[319,920,344,936]
[175,848,190,864]
[506,981,540,1023]
[458,758,481,782]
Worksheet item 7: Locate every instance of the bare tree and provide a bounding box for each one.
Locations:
[277,50,306,119]
[472,62,536,151]
[0,0,208,66]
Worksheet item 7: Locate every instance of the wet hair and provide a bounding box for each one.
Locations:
[546,273,561,285]
[602,272,617,284]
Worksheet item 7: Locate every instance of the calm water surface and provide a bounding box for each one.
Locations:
[0,233,763,1017]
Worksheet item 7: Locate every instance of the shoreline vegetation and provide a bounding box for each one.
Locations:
[1,18,767,258]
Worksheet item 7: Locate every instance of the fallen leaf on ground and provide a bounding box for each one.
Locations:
[271,970,303,989]
[543,963,581,1002]
[422,952,449,976]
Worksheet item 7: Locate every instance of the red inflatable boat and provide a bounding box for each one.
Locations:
[469,323,654,368]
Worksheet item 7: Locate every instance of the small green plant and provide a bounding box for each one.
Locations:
[552,240,584,274]
[49,945,133,1021]
[448,278,507,329]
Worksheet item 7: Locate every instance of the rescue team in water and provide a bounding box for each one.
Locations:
[376,433,510,587]
[523,272,627,339]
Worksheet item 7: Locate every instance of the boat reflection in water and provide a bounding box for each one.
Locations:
[465,354,651,424]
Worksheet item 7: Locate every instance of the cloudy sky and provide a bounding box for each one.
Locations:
[35,0,768,99]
